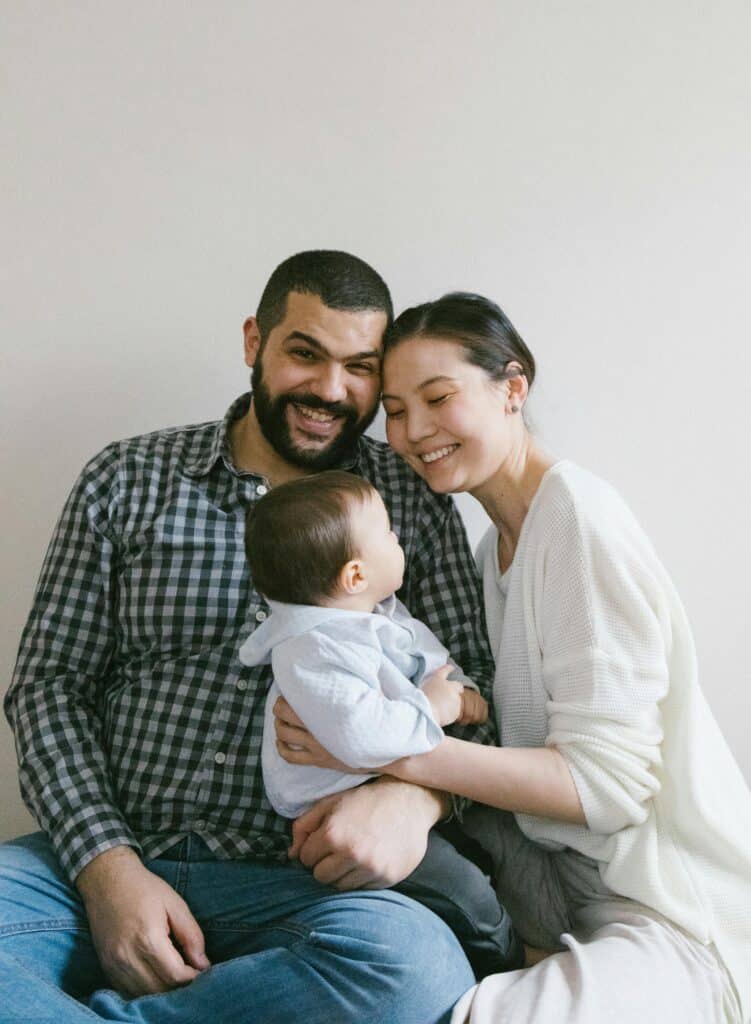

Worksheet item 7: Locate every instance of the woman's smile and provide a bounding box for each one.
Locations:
[418,444,460,465]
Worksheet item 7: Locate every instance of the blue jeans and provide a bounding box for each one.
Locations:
[0,832,474,1023]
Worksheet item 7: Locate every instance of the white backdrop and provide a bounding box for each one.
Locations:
[2,1,750,841]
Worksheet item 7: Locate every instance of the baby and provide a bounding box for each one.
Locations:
[239,469,521,977]
[241,470,487,816]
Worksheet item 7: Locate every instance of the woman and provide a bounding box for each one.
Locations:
[279,293,751,1023]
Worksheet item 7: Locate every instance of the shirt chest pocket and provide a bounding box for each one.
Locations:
[115,504,251,656]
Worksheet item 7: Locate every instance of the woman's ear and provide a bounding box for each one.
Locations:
[505,361,529,414]
[339,559,368,595]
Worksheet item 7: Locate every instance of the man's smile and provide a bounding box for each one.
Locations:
[288,401,344,438]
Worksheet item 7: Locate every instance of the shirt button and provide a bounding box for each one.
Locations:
[236,679,248,691]
[255,609,267,622]
[193,819,205,829]
[256,484,268,496]
[214,751,226,765]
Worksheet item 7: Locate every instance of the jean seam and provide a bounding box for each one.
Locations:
[175,851,189,894]
[202,919,311,940]
[0,917,88,938]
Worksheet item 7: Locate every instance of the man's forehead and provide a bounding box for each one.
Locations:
[279,292,387,355]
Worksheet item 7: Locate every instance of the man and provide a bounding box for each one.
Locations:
[2,251,496,1023]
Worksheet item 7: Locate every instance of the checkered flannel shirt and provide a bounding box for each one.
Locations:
[6,393,497,881]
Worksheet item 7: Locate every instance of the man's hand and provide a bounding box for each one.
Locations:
[421,664,464,725]
[76,845,210,996]
[288,777,448,890]
[457,688,489,726]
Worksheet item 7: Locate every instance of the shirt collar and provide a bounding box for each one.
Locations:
[184,393,251,478]
[184,392,364,478]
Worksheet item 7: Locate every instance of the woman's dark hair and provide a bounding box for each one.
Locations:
[383,291,535,391]
[245,470,377,605]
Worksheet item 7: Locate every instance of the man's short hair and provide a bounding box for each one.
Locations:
[245,470,377,605]
[255,250,393,342]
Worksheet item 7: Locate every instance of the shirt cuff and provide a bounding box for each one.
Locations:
[51,812,143,883]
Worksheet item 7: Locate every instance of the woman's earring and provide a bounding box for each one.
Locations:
[510,404,519,413]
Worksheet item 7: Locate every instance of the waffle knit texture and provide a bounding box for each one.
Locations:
[477,460,751,1020]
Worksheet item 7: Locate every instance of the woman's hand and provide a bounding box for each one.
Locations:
[273,696,368,773]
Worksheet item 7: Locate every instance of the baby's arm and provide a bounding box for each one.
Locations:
[388,597,489,727]
[272,633,444,768]
[421,665,489,726]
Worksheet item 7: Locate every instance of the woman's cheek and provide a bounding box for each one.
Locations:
[385,418,402,451]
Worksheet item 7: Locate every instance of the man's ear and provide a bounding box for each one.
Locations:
[339,559,368,596]
[243,317,262,368]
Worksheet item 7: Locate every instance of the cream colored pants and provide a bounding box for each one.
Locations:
[452,807,741,1024]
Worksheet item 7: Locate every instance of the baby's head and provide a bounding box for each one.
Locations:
[245,470,405,609]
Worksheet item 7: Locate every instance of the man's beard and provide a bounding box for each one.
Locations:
[251,360,378,470]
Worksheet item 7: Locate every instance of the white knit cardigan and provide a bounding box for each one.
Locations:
[476,461,751,1019]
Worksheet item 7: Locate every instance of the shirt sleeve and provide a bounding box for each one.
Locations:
[403,494,498,749]
[272,633,445,768]
[538,500,669,835]
[4,446,140,881]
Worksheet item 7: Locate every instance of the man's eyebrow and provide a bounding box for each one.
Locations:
[285,331,381,361]
[382,375,458,401]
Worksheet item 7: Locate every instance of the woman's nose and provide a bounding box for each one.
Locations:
[405,408,437,444]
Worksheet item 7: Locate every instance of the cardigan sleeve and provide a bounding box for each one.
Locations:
[537,495,671,835]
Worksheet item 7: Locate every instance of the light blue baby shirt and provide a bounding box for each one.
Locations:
[239,595,469,818]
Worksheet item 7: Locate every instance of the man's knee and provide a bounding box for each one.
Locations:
[294,888,474,1023]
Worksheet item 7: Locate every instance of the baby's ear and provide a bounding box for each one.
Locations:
[339,559,368,595]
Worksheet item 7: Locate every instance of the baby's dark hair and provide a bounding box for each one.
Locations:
[245,470,378,605]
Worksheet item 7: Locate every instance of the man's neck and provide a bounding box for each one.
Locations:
[228,403,313,487]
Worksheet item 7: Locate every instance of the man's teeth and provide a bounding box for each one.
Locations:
[421,445,458,464]
[295,404,336,423]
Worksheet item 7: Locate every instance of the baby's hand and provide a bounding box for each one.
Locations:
[421,665,464,726]
[457,688,489,726]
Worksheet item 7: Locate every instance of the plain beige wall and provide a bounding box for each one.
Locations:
[2,1,750,842]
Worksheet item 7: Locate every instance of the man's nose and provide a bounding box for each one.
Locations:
[309,362,348,403]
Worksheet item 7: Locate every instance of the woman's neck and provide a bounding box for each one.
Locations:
[471,438,556,570]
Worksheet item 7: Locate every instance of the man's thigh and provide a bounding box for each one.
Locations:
[153,848,474,1019]
[171,853,453,965]
[175,859,475,1024]
[0,831,107,998]
[1,835,474,1022]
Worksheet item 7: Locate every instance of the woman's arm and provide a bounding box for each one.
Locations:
[275,697,584,824]
[388,737,586,825]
